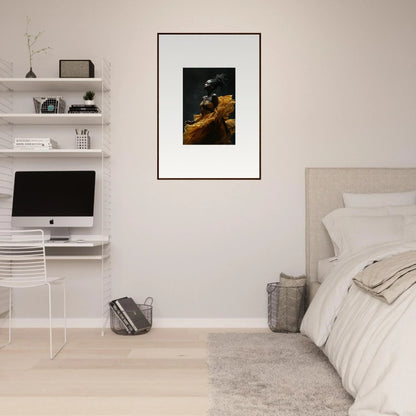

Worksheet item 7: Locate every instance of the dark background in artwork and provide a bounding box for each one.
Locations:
[183,67,236,144]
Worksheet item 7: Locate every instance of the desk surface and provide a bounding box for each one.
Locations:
[45,241,107,248]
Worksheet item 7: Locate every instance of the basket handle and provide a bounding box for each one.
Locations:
[144,297,153,306]
[267,282,279,294]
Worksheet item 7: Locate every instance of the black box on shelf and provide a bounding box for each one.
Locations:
[59,60,95,78]
[68,104,100,113]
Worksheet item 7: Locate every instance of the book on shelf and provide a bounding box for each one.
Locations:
[68,104,100,113]
[15,138,57,143]
[112,297,151,334]
[13,138,58,150]
[109,300,134,334]
[14,145,54,150]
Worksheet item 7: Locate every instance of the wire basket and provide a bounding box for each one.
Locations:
[110,297,153,336]
[267,275,306,333]
[33,96,66,114]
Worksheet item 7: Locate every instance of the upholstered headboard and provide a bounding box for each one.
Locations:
[305,168,416,289]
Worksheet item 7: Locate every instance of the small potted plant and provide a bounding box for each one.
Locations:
[83,91,95,105]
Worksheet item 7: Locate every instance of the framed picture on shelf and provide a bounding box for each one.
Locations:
[157,33,261,180]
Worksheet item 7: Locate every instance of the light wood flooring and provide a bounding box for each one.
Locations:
[0,328,265,416]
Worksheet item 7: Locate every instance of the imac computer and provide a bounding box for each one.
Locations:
[12,170,96,240]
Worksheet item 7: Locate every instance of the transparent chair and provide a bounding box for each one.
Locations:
[0,229,66,359]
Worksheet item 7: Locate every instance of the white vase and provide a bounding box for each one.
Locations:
[84,100,94,105]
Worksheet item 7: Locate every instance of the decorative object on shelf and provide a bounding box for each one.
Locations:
[59,59,95,78]
[33,96,66,113]
[24,16,52,78]
[83,90,95,105]
[25,68,36,79]
[157,33,261,180]
[75,129,90,149]
[68,104,100,113]
[14,137,58,150]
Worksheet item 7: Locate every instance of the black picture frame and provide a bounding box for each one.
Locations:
[157,33,261,180]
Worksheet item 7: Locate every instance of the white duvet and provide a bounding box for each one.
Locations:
[301,241,416,416]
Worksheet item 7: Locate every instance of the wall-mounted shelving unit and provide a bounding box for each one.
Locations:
[0,58,112,332]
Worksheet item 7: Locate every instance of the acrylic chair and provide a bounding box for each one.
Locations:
[0,229,66,359]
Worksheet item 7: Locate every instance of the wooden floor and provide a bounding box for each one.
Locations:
[0,328,264,416]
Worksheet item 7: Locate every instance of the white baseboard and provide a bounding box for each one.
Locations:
[0,318,268,329]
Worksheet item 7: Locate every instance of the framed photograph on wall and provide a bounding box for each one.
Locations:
[157,33,261,180]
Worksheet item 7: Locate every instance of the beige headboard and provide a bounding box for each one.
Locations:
[305,168,416,287]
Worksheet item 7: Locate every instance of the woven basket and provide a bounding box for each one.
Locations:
[267,274,306,333]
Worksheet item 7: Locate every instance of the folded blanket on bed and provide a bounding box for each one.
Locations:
[353,250,416,303]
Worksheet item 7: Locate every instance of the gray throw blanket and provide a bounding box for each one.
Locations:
[353,250,416,304]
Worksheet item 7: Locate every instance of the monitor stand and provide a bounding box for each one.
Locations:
[49,228,70,241]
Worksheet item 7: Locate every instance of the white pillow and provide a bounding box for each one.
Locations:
[317,257,338,283]
[387,205,416,215]
[343,191,416,208]
[322,206,416,255]
[404,215,416,241]
[329,216,404,257]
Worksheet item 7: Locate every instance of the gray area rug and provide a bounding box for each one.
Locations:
[208,333,353,416]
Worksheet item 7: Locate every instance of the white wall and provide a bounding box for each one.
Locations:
[1,0,416,325]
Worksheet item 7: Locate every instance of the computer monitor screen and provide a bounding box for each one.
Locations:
[12,170,96,228]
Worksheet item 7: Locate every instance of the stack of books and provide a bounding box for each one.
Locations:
[68,104,100,113]
[14,138,58,151]
[109,297,151,335]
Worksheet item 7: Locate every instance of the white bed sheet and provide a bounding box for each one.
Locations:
[301,241,416,416]
[317,257,338,283]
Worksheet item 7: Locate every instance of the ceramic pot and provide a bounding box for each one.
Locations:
[25,67,37,78]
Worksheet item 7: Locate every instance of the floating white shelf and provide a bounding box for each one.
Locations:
[0,113,105,125]
[46,255,105,261]
[0,149,109,158]
[1,241,108,249]
[0,78,108,92]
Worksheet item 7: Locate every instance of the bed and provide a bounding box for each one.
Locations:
[301,168,416,416]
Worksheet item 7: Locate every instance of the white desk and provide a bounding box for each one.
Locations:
[44,237,109,261]
[45,241,107,248]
